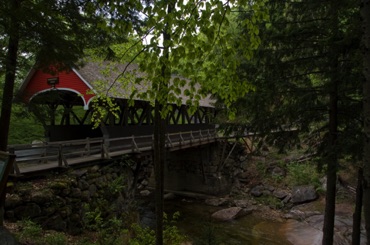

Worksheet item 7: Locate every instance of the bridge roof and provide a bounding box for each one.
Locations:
[17,61,215,109]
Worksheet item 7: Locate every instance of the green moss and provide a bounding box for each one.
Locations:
[48,181,70,191]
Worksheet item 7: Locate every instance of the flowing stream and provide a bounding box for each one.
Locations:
[162,199,293,245]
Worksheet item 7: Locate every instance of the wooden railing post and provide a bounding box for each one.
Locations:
[179,132,184,146]
[101,139,110,159]
[166,134,173,148]
[58,145,68,167]
[8,147,20,176]
[131,135,139,152]
[190,131,194,144]
[85,137,90,156]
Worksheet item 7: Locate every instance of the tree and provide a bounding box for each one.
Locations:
[361,0,370,243]
[94,1,268,244]
[0,0,140,226]
[220,0,361,244]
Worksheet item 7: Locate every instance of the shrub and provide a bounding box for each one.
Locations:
[286,162,322,189]
[44,232,68,245]
[17,219,43,244]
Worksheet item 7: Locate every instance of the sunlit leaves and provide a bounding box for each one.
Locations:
[87,0,268,122]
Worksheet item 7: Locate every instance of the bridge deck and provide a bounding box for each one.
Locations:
[8,129,217,176]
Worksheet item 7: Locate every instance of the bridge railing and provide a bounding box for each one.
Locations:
[8,129,217,176]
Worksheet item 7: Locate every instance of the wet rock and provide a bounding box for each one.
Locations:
[283,219,322,245]
[0,227,19,245]
[205,198,229,207]
[211,207,249,221]
[291,186,318,204]
[284,210,312,220]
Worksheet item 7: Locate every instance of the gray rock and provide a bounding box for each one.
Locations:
[81,190,91,201]
[291,186,318,204]
[211,207,251,221]
[270,166,286,177]
[88,184,97,197]
[89,165,100,173]
[239,155,247,162]
[233,199,250,208]
[0,227,19,245]
[205,198,229,207]
[273,189,290,199]
[78,179,90,190]
[140,190,151,196]
[14,203,41,219]
[283,194,292,204]
[251,185,264,197]
[72,169,88,177]
[164,193,176,200]
[43,214,67,231]
[31,190,53,204]
[5,194,22,208]
[265,185,275,192]
[238,171,249,179]
[141,180,149,186]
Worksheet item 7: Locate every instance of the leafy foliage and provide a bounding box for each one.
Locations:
[16,219,68,245]
[221,0,362,161]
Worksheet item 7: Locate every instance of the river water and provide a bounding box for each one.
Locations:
[163,199,293,245]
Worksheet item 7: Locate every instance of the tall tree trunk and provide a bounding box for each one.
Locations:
[322,75,338,245]
[352,168,363,245]
[154,1,172,244]
[0,0,20,151]
[322,1,339,244]
[0,0,20,227]
[154,100,166,245]
[361,0,370,242]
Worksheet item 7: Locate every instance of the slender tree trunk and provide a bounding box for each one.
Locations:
[322,1,339,244]
[154,100,166,245]
[352,168,363,245]
[154,1,172,244]
[361,0,370,243]
[0,0,20,227]
[0,0,20,151]
[322,77,338,245]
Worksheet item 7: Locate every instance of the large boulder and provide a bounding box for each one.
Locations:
[211,207,251,221]
[291,186,318,204]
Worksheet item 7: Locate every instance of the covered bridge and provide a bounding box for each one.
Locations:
[16,61,215,142]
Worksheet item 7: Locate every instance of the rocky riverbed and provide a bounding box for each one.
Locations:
[138,147,368,245]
